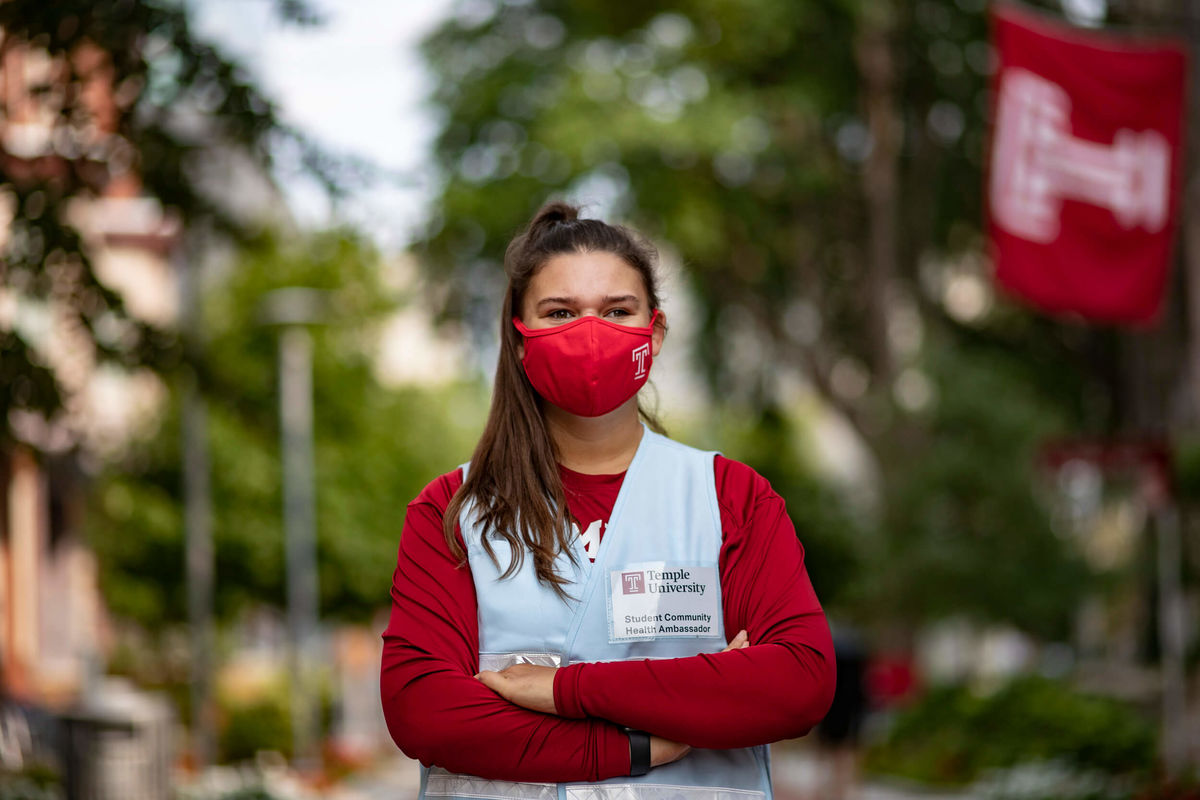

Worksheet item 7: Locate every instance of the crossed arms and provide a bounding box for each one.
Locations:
[379,462,836,782]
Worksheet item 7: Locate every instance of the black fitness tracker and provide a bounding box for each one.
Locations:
[627,729,651,776]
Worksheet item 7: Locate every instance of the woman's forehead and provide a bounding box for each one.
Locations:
[528,251,647,299]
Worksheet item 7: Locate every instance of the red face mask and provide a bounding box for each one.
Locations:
[513,310,659,417]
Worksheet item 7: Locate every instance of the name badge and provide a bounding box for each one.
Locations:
[607,561,720,642]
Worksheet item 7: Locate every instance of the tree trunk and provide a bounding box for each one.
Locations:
[855,5,901,387]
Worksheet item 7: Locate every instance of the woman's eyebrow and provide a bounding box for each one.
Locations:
[536,296,577,308]
[535,294,640,308]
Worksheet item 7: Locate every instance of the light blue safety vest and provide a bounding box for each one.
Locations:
[420,427,772,800]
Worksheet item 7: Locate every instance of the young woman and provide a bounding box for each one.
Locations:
[380,202,836,799]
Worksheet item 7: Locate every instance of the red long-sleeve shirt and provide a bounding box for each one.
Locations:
[380,454,835,782]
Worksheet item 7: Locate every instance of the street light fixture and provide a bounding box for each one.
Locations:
[258,287,330,772]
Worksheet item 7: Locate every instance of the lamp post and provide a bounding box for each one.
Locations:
[259,287,328,771]
[172,227,217,771]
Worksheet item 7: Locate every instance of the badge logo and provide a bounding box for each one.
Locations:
[621,571,645,594]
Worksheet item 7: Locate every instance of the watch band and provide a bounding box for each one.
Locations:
[627,729,651,777]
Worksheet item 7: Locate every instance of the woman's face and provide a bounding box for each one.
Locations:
[520,252,664,358]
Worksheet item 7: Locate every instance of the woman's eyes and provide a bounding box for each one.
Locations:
[546,308,633,320]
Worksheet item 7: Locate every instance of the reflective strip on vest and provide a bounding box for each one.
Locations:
[478,652,563,672]
[425,767,556,800]
[427,769,766,800]
[564,784,766,800]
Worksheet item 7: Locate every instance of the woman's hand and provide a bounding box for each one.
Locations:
[647,630,750,767]
[724,629,749,652]
[650,735,692,767]
[475,663,558,714]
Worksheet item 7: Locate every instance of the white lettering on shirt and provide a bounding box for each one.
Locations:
[571,519,603,562]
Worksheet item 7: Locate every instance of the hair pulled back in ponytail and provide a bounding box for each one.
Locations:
[443,201,665,595]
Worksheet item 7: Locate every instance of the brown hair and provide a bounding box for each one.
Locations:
[442,201,665,595]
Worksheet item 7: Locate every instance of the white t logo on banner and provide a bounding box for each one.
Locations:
[991,67,1170,244]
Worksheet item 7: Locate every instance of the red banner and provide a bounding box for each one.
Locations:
[987,4,1187,324]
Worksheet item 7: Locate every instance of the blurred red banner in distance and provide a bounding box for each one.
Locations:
[987,4,1188,325]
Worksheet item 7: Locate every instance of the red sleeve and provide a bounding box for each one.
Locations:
[552,456,836,749]
[380,469,631,781]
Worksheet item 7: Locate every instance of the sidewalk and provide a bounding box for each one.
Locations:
[341,754,420,799]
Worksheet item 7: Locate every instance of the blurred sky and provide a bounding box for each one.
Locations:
[188,0,452,251]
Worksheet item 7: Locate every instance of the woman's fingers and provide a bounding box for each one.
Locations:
[721,629,750,652]
[475,669,504,691]
[649,735,692,767]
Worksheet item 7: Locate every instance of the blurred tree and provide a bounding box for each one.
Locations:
[414,0,1103,634]
[86,230,486,627]
[0,0,367,441]
[866,675,1156,784]
[698,404,866,611]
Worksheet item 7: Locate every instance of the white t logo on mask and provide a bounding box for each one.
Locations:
[632,344,650,379]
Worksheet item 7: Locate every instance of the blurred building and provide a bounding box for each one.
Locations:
[0,32,179,707]
[1,24,416,769]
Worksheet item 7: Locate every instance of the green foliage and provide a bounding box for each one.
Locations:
[209,790,285,800]
[0,0,357,444]
[216,669,335,763]
[220,697,292,763]
[0,767,61,800]
[692,405,865,611]
[86,231,488,626]
[868,336,1094,637]
[1173,436,1200,506]
[866,677,1157,786]
[974,760,1142,800]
